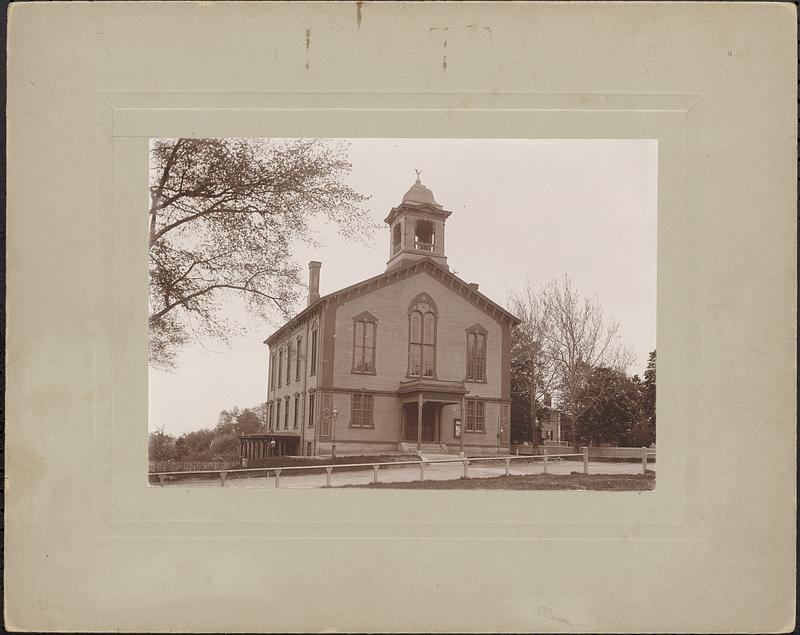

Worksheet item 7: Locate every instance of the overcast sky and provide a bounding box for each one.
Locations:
[149,138,657,435]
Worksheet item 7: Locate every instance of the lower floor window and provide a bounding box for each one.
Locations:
[350,393,374,428]
[465,399,485,432]
[308,392,316,428]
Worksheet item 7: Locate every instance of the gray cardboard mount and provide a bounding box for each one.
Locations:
[5,2,796,633]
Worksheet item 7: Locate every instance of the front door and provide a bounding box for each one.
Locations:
[403,403,436,442]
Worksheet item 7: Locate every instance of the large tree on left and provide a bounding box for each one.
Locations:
[148,138,372,368]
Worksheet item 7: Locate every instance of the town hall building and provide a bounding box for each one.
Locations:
[240,175,520,459]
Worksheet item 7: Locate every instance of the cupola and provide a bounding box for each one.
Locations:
[384,171,452,271]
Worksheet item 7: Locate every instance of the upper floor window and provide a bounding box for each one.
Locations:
[284,396,290,429]
[414,220,435,252]
[293,394,300,429]
[408,294,437,378]
[295,336,302,381]
[352,312,378,374]
[277,349,283,387]
[350,393,374,428]
[275,400,281,428]
[268,402,273,431]
[285,341,292,384]
[269,354,275,389]
[465,399,485,433]
[310,327,318,375]
[466,324,488,382]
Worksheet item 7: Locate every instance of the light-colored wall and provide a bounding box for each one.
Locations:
[332,270,503,397]
[266,311,323,454]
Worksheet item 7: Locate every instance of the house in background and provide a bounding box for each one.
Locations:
[241,176,521,459]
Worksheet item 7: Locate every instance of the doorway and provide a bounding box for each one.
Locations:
[403,402,437,442]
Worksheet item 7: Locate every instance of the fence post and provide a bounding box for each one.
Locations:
[325,466,333,487]
[462,458,469,479]
[641,447,648,474]
[158,474,166,487]
[220,471,227,487]
[543,455,549,475]
[582,447,589,474]
[274,468,281,488]
[504,457,511,476]
[372,465,379,484]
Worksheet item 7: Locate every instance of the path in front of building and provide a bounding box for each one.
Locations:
[162,456,655,488]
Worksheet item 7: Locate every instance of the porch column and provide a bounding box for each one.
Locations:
[417,394,423,450]
[459,397,466,455]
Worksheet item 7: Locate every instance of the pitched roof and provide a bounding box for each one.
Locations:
[264,257,521,345]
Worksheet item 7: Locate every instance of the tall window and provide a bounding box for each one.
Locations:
[352,312,377,374]
[295,336,302,381]
[308,392,316,428]
[285,341,292,384]
[284,397,290,429]
[408,294,437,378]
[465,399,485,432]
[277,350,283,387]
[310,327,318,375]
[350,393,374,428]
[466,325,488,382]
[293,395,300,429]
[269,354,275,388]
[275,400,281,429]
[268,402,273,431]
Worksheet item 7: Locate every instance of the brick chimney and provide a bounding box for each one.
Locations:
[307,261,321,306]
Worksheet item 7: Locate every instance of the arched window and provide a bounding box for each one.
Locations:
[352,312,378,375]
[414,220,435,252]
[466,324,488,382]
[408,294,437,378]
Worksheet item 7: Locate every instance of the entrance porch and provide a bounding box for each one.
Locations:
[397,378,468,451]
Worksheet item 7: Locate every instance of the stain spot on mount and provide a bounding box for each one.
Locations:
[356,1,363,29]
[305,28,311,71]
[442,56,447,71]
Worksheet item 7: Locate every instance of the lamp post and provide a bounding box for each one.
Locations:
[331,407,338,459]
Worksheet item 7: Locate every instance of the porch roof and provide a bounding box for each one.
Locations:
[397,378,468,403]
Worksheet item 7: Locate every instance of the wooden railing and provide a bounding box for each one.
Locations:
[149,450,591,488]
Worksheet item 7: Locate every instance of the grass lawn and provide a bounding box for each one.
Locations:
[347,471,656,491]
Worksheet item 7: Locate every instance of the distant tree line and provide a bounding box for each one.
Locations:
[508,276,655,448]
[149,404,268,464]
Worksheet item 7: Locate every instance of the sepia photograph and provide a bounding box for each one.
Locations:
[6,2,795,632]
[148,137,657,489]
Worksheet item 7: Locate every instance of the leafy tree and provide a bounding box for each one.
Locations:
[174,428,216,462]
[631,350,656,446]
[575,366,642,445]
[149,138,374,368]
[508,284,558,446]
[148,425,176,461]
[508,276,633,448]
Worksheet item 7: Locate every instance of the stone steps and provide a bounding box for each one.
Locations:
[399,442,450,454]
